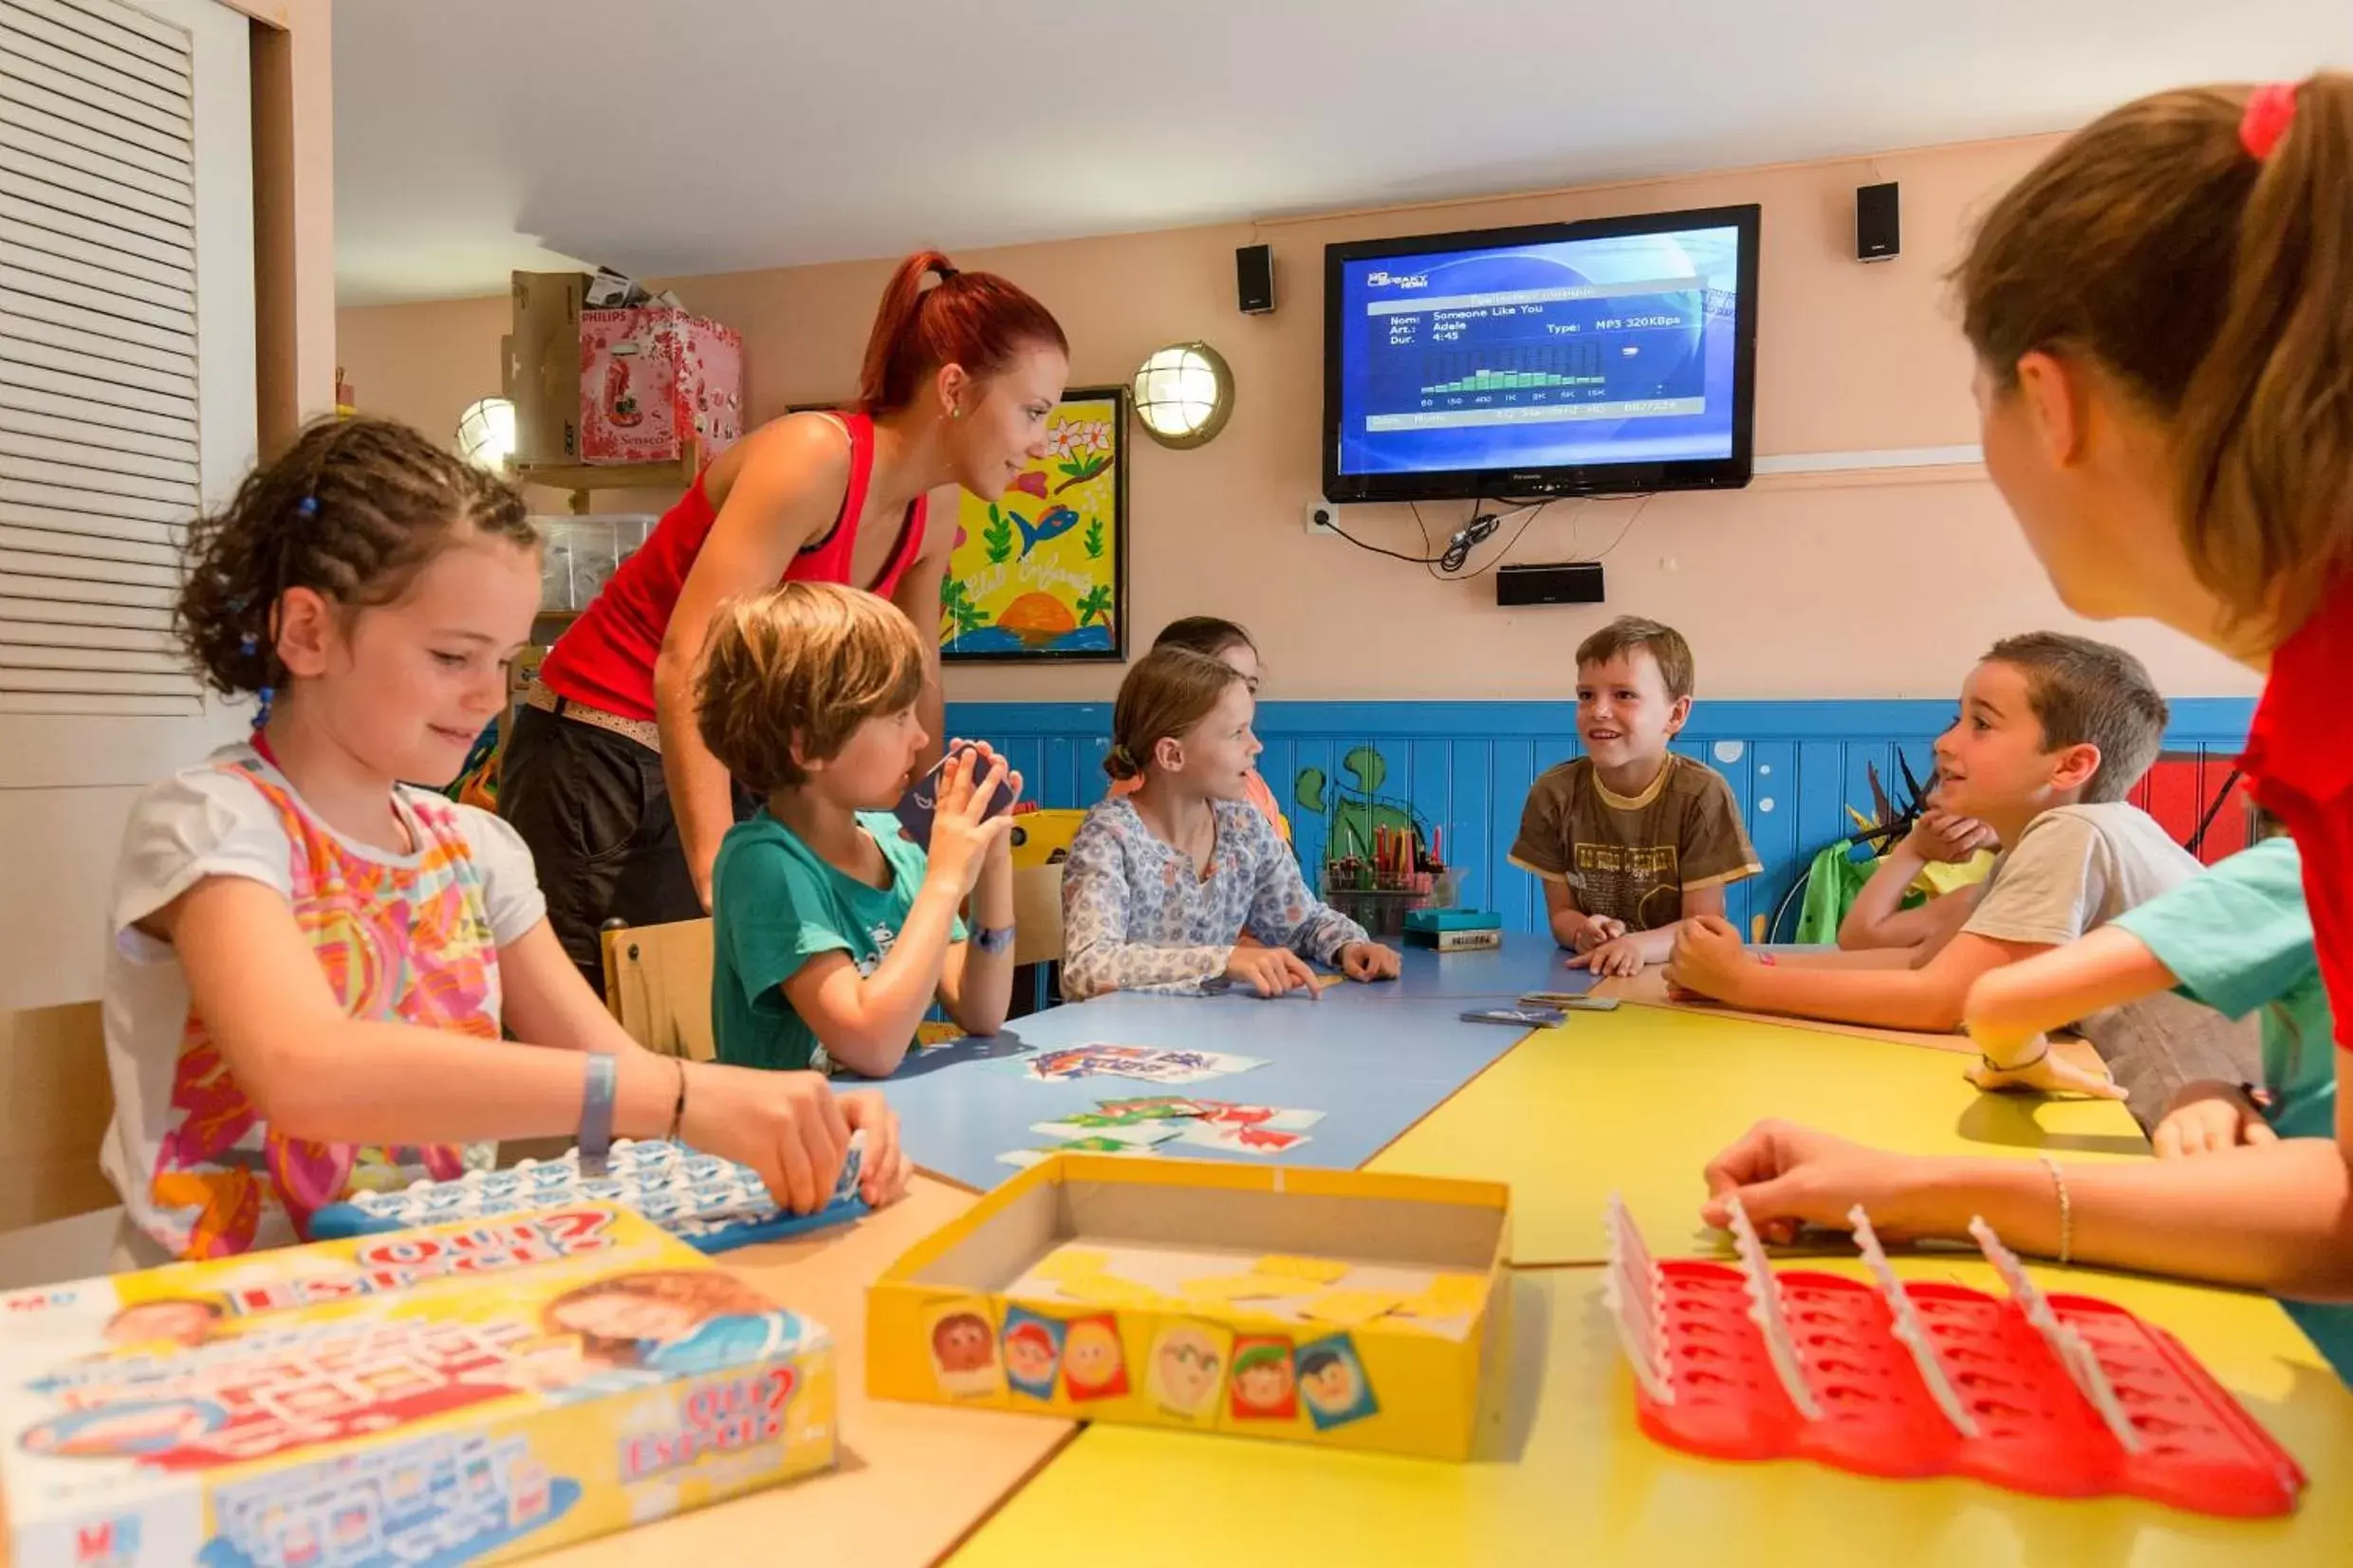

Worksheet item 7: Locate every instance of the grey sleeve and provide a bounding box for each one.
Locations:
[1959,815,2110,948]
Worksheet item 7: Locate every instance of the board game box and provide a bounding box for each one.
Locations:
[868,1154,1510,1460]
[0,1208,835,1566]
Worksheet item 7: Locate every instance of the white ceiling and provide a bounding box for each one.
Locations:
[333,0,2353,305]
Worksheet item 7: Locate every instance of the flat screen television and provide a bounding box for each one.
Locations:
[1322,204,1761,503]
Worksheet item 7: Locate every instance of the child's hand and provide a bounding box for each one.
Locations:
[1964,1038,2129,1100]
[1573,933,1645,978]
[1339,942,1400,982]
[1565,913,1625,953]
[1225,946,1320,999]
[1905,807,1998,864]
[680,1062,853,1214]
[1701,1119,1932,1246]
[1663,915,1755,1002]
[839,1090,915,1205]
[2152,1081,2274,1158]
[927,746,1022,896]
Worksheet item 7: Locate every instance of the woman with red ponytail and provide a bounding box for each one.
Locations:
[500,252,1068,990]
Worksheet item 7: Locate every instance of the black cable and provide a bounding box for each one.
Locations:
[1447,500,1552,581]
[1322,514,1452,566]
[1582,493,1656,561]
[2184,766,2246,857]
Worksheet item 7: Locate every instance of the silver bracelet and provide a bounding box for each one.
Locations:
[2037,1153,2072,1265]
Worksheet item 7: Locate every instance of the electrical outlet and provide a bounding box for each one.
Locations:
[1304,500,1339,536]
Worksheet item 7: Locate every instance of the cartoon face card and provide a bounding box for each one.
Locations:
[1295,1334,1380,1430]
[1000,1306,1065,1401]
[924,1298,1004,1401]
[1226,1335,1297,1423]
[1145,1319,1232,1425]
[1060,1313,1130,1401]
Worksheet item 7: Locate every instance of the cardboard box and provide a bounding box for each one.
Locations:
[1,1208,835,1566]
[867,1155,1510,1460]
[504,270,589,464]
[580,306,743,466]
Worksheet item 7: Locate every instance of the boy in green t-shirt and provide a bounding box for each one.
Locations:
[696,582,1022,1077]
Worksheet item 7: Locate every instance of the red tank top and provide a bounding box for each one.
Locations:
[540,412,930,721]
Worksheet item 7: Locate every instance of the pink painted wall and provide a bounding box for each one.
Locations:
[336,136,2261,705]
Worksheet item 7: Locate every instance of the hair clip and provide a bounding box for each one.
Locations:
[297,496,319,517]
[2240,82,2297,161]
[239,633,257,655]
[252,685,274,729]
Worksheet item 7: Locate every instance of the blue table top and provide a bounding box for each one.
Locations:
[879,934,1594,1190]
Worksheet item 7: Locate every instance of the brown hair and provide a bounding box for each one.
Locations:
[1956,75,2353,642]
[1982,633,2169,803]
[695,582,927,793]
[1574,616,1696,702]
[544,1269,777,1364]
[857,250,1069,417]
[176,415,533,698]
[1102,647,1245,783]
[1152,616,1257,661]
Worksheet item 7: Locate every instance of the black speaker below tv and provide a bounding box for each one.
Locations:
[1495,562,1605,607]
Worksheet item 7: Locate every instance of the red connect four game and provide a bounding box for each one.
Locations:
[1602,1195,2305,1518]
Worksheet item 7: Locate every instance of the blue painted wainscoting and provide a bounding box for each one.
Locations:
[947,698,2260,941]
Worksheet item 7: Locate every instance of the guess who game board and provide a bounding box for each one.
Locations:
[0,1208,835,1566]
[1602,1195,2305,1518]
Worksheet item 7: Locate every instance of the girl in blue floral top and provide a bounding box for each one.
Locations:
[1061,648,1400,1000]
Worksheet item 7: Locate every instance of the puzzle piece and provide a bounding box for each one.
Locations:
[1251,1256,1351,1285]
[1300,1289,1406,1328]
[1178,1275,1294,1303]
[1032,1248,1115,1282]
[1392,1274,1489,1319]
[1054,1274,1165,1309]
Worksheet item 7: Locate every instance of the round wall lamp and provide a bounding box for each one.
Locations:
[1130,341,1232,450]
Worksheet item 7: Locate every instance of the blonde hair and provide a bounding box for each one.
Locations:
[1102,647,1244,783]
[1956,75,2353,643]
[695,582,927,792]
[1575,616,1696,702]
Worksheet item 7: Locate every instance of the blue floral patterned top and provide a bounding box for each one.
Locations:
[1060,797,1370,999]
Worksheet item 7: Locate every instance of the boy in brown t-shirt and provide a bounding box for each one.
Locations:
[1509,617,1759,976]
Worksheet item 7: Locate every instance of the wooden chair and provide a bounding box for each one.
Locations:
[1011,863,1064,1014]
[601,917,716,1061]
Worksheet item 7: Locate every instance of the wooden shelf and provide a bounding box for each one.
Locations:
[511,438,701,512]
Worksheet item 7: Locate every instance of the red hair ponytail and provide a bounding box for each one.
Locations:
[856,250,1068,416]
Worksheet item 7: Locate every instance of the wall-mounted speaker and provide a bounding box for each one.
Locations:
[1857,182,1899,263]
[1236,244,1274,314]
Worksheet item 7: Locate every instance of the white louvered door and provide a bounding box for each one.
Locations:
[0,0,253,1009]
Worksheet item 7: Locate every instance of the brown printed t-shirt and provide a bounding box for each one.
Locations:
[1509,754,1760,931]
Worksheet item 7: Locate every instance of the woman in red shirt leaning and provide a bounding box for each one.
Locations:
[500,253,1068,989]
[1693,77,2353,1305]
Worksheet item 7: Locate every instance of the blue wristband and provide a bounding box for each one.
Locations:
[579,1053,619,1175]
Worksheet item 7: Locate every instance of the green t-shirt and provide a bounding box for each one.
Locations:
[2109,836,2350,1387]
[711,810,964,1074]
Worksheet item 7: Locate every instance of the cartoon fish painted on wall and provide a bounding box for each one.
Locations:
[1015,506,1083,558]
[1006,470,1050,499]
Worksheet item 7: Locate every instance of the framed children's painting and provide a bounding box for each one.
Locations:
[939,385,1128,663]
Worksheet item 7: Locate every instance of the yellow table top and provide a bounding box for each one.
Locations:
[951,1256,2353,1568]
[1369,1002,2147,1264]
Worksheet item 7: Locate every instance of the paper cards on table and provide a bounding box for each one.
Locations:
[997,1096,1325,1168]
[991,1043,1269,1086]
